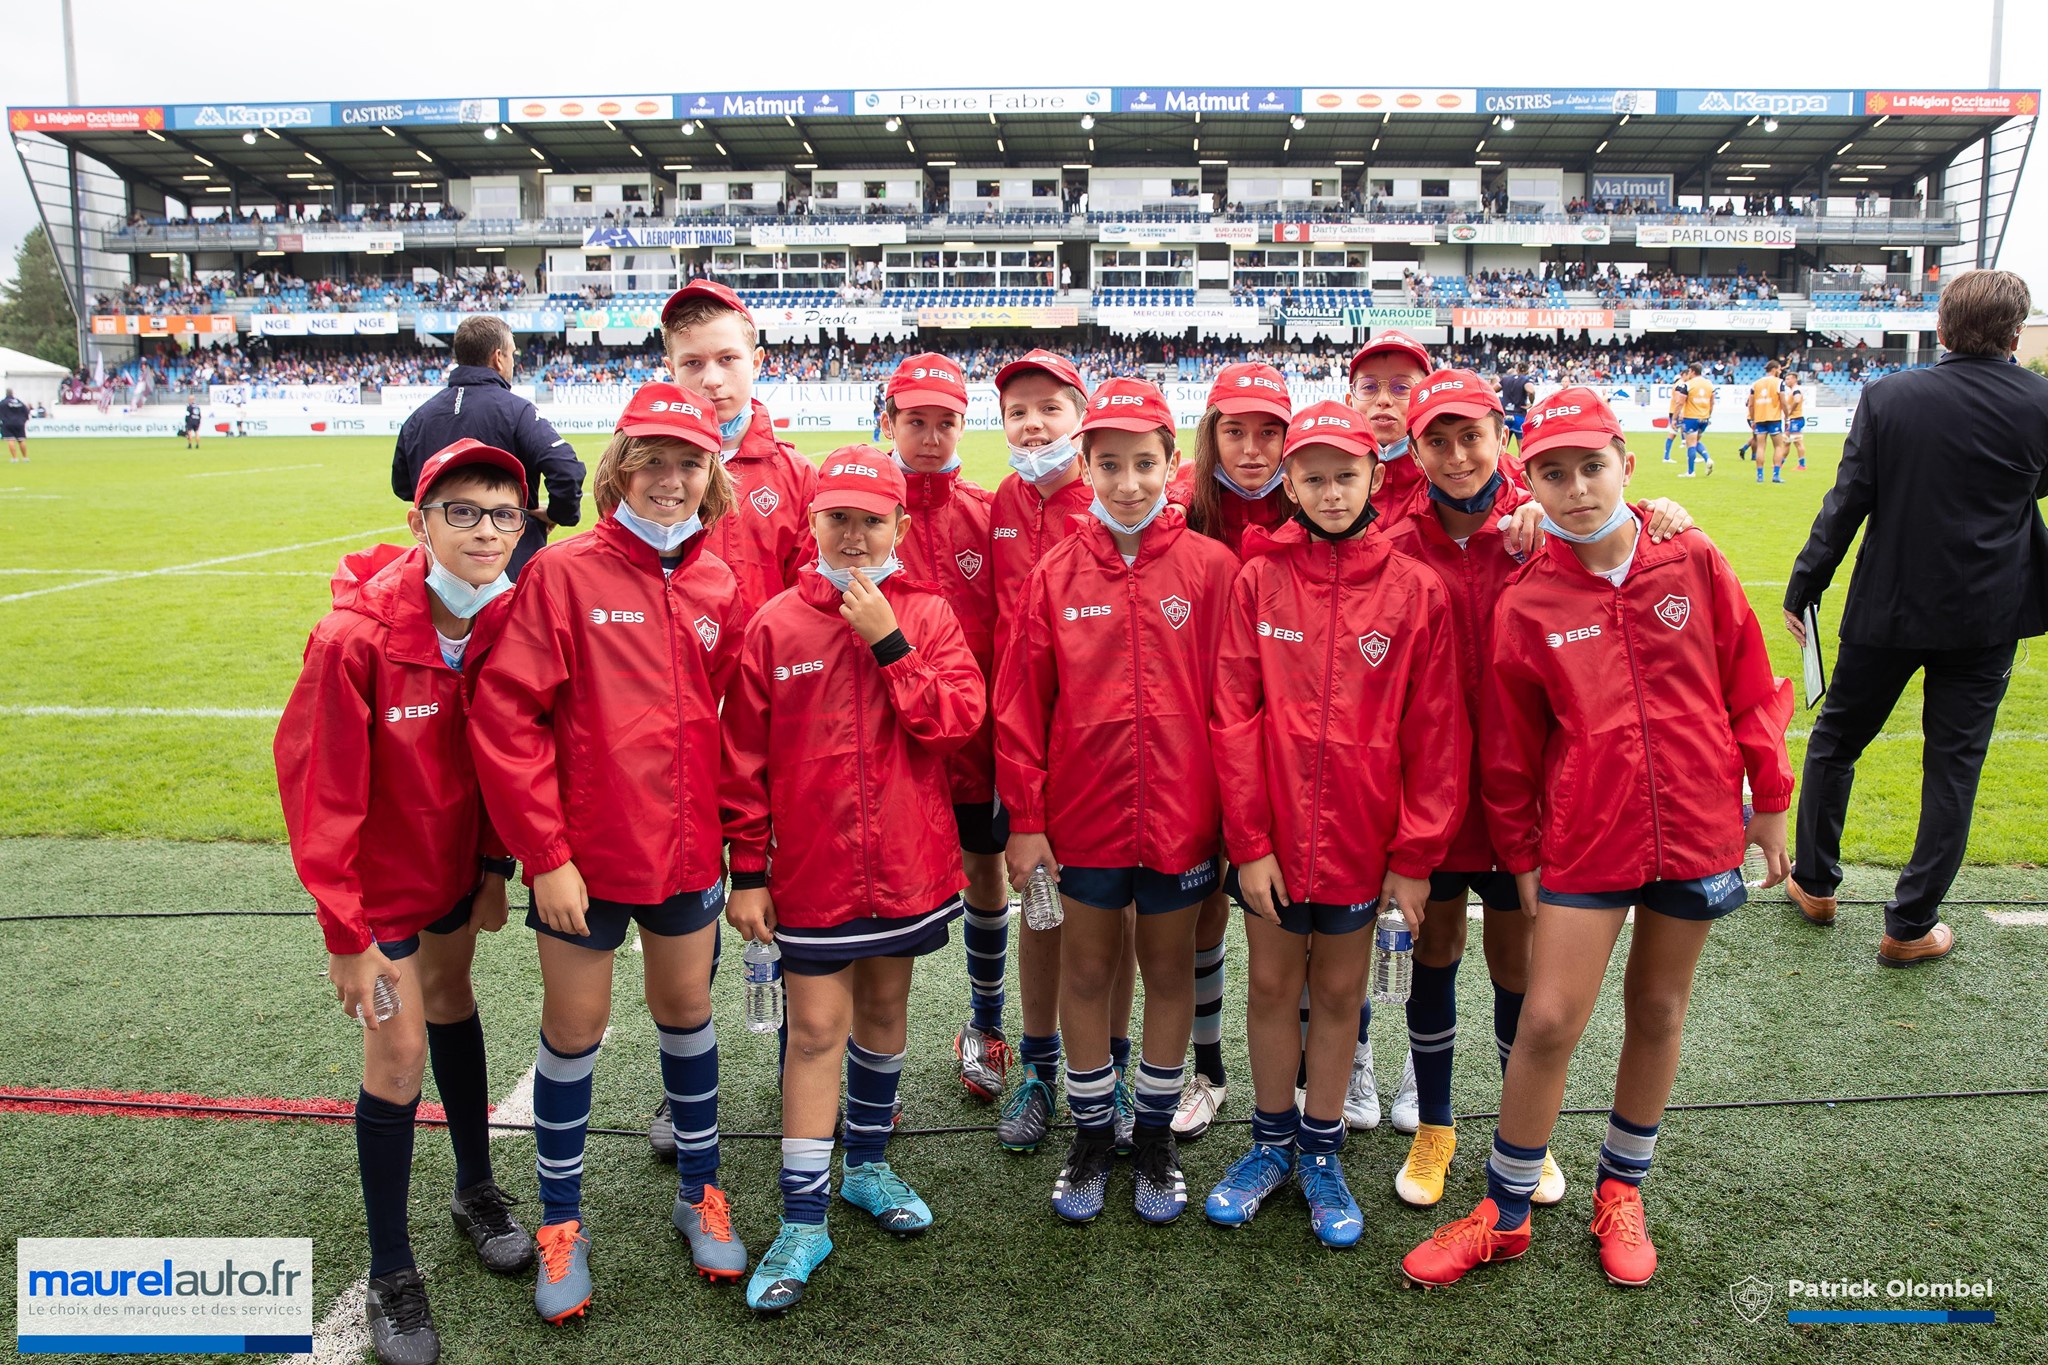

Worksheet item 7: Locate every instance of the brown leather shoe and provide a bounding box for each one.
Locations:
[1785,878,1837,926]
[1877,922,1954,968]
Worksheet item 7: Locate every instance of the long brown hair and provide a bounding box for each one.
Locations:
[592,432,734,527]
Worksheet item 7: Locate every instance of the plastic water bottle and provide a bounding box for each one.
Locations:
[353,975,400,1027]
[742,939,784,1034]
[1021,863,1064,931]
[1740,780,1769,889]
[1369,904,1413,1006]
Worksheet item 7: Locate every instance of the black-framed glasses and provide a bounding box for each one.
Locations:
[423,501,528,533]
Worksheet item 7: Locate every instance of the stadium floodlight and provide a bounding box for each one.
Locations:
[1080,115,1095,131]
[483,126,498,140]
[1856,163,1889,170]
[180,174,210,181]
[393,169,419,177]
[1618,114,1630,125]
[1199,158,1228,166]
[1747,115,1760,127]
[381,125,396,137]
[885,117,901,132]
[241,132,256,145]
[144,128,165,141]
[905,139,916,153]
[202,186,231,193]
[679,121,696,135]
[287,172,314,179]
[1741,163,1772,169]
[663,163,692,170]
[996,138,1005,151]
[793,162,816,170]
[1193,137,1200,151]
[1370,137,1380,151]
[1282,138,1291,151]
[1871,115,1889,127]
[1839,142,1855,154]
[415,149,433,162]
[629,145,643,157]
[529,147,545,160]
[715,142,729,155]
[1716,141,1732,154]
[1475,158,1500,166]
[785,114,797,127]
[1595,140,1608,154]
[1500,116,1515,131]
[802,140,813,154]
[265,127,280,139]
[603,119,616,132]
[1475,140,1486,153]
[1838,175,1869,183]
[302,152,321,165]
[929,159,956,166]
[1764,118,1780,133]
[1726,175,1756,182]
[1335,158,1363,166]
[1062,163,1091,169]
[1290,115,1306,130]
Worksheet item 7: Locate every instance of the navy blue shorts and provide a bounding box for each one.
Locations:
[1752,420,1783,436]
[1224,866,1373,936]
[1681,418,1709,435]
[778,896,963,975]
[1429,869,1522,912]
[376,893,476,961]
[1063,857,1219,916]
[1505,413,1525,434]
[527,882,726,951]
[954,799,1010,856]
[1538,870,1746,921]
[1789,418,1806,434]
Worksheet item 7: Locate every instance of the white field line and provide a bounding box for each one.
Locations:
[1787,729,2048,743]
[185,464,325,478]
[0,568,325,577]
[1986,909,2048,927]
[0,527,401,605]
[0,492,66,498]
[288,1059,538,1365]
[0,705,282,719]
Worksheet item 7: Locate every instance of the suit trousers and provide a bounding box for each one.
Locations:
[1793,639,2017,939]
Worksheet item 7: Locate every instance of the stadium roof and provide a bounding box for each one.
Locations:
[10,87,2037,203]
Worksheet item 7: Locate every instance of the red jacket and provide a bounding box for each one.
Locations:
[468,514,745,902]
[1167,465,1293,560]
[989,469,1094,641]
[275,544,511,954]
[710,400,818,621]
[1380,476,1534,871]
[1483,511,1795,893]
[897,462,997,803]
[720,568,985,927]
[1210,521,1468,904]
[1372,440,1428,533]
[996,508,1238,873]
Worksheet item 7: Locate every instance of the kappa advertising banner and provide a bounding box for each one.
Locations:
[1269,222,1436,244]
[750,223,909,248]
[171,102,330,130]
[209,383,362,407]
[414,309,564,333]
[1636,223,1797,249]
[1591,173,1673,207]
[275,232,404,254]
[90,314,236,337]
[336,98,497,127]
[919,305,1080,330]
[1450,307,1617,330]
[1300,87,1477,114]
[856,88,1109,117]
[1114,88,1297,114]
[10,106,163,133]
[677,90,853,120]
[1806,308,1940,331]
[507,95,673,122]
[1862,90,2039,118]
[755,308,912,342]
[1094,306,1268,340]
[1630,309,1794,334]
[1098,223,1260,245]
[1669,89,1856,117]
[1448,223,1613,246]
[1477,89,1657,116]
[247,312,400,337]
[582,224,736,249]
[16,1237,314,1355]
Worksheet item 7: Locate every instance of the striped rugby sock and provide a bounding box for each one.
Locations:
[843,1039,905,1167]
[1191,938,1226,1085]
[1485,1131,1547,1232]
[1598,1111,1660,1188]
[1064,1059,1117,1136]
[533,1032,600,1226]
[779,1137,833,1226]
[962,900,1009,1034]
[657,1018,719,1202]
[1406,958,1459,1128]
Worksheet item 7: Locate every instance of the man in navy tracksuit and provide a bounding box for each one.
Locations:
[392,315,585,578]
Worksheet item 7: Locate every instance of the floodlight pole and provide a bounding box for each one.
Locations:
[1990,0,2003,87]
[61,0,90,371]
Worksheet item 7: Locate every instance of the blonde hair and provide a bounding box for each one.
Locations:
[593,432,734,526]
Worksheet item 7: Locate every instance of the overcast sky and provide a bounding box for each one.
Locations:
[3,0,2040,292]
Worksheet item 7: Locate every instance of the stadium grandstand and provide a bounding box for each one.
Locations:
[7,84,2035,429]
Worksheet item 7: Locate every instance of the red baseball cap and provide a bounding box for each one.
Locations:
[660,278,754,327]
[811,445,908,517]
[1208,362,1292,420]
[1347,329,1432,381]
[1518,387,1626,459]
[885,353,969,414]
[1078,377,1176,435]
[995,347,1085,395]
[1407,369,1505,436]
[413,437,528,506]
[614,380,722,452]
[1282,400,1381,462]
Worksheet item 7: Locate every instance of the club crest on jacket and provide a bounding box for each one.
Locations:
[1359,631,1391,667]
[1654,594,1691,631]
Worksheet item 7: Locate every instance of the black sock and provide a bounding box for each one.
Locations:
[357,1088,419,1279]
[1193,1040,1225,1087]
[425,1011,492,1192]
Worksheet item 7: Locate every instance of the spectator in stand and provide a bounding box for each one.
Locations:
[391,316,584,579]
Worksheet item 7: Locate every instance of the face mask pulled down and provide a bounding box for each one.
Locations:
[423,548,513,619]
[1007,433,1079,485]
[817,554,901,591]
[613,503,703,555]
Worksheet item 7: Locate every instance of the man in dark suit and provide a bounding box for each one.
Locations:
[392,315,584,578]
[1783,269,2048,966]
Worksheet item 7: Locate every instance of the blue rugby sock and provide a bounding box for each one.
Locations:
[962,900,1009,1034]
[1405,958,1459,1128]
[657,1019,719,1202]
[1064,1059,1116,1136]
[1485,1131,1547,1232]
[1598,1111,1660,1188]
[532,1032,599,1226]
[356,1088,418,1278]
[779,1137,833,1226]
[844,1040,905,1167]
[1493,983,1524,1075]
[424,1010,492,1192]
[1191,938,1226,1085]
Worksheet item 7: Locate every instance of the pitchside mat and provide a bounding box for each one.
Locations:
[2,429,2045,1361]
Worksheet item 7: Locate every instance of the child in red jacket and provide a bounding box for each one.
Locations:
[722,446,985,1314]
[276,438,536,1365]
[1203,401,1468,1249]
[1401,389,1792,1290]
[468,382,749,1319]
[878,353,1010,1102]
[997,377,1239,1227]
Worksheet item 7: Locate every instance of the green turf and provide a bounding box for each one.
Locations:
[2,428,2045,865]
[2,838,2044,1362]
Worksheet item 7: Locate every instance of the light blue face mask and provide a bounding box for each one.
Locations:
[1007,433,1079,485]
[718,407,752,445]
[1090,492,1168,537]
[892,450,961,476]
[613,503,703,555]
[818,554,900,591]
[1214,464,1286,500]
[1381,435,1411,462]
[423,549,512,620]
[1540,499,1635,545]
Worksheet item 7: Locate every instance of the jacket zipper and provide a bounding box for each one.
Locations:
[664,567,689,893]
[853,630,874,910]
[1127,557,1146,868]
[1305,540,1341,902]
[1616,588,1664,875]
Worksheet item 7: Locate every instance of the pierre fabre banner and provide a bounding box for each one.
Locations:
[17,1238,313,1354]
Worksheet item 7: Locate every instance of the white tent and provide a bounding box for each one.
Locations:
[0,346,70,409]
